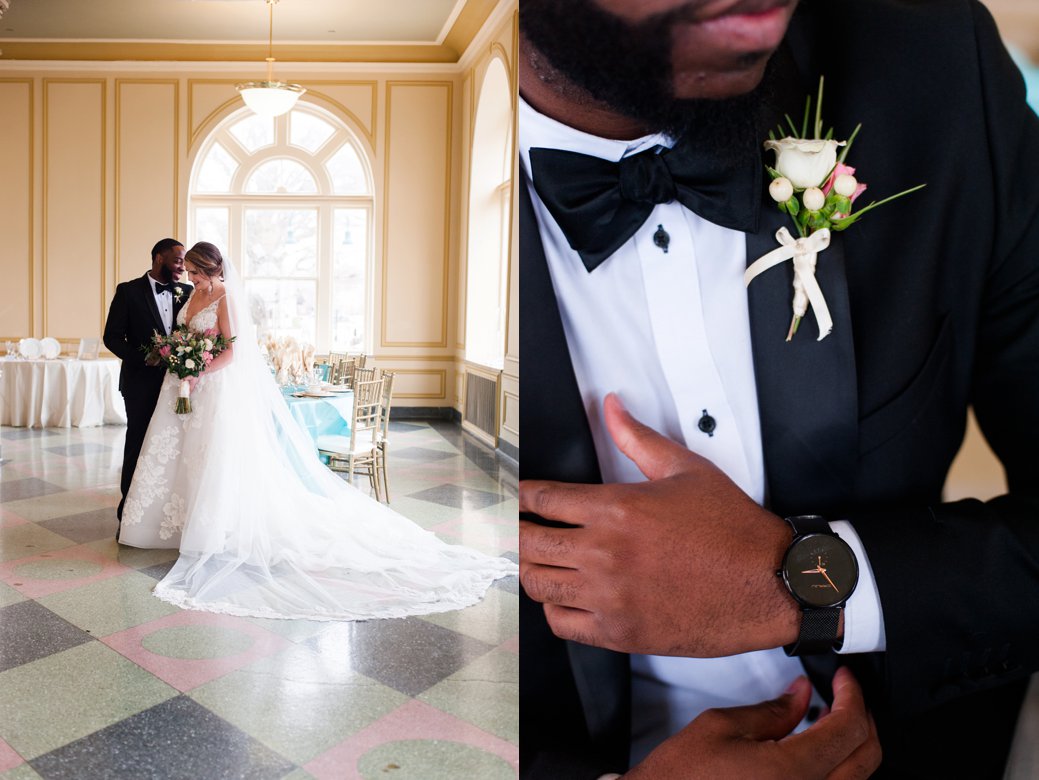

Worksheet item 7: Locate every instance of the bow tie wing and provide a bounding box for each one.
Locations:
[530,147,657,271]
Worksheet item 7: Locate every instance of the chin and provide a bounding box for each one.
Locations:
[672,62,770,100]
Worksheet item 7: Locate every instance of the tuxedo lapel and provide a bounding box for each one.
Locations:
[746,205,859,515]
[139,273,166,335]
[519,181,600,487]
[519,180,631,768]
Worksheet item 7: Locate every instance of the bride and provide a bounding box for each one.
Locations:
[119,241,516,620]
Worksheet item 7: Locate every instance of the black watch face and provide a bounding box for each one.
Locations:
[782,533,859,608]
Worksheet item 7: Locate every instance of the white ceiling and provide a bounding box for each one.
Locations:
[0,0,464,44]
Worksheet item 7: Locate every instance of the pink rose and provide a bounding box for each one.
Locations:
[159,345,172,358]
[823,162,867,201]
[202,351,213,364]
[824,161,867,219]
[205,328,218,337]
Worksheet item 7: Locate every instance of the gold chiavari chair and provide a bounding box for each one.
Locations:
[375,371,395,502]
[352,366,378,386]
[316,378,385,500]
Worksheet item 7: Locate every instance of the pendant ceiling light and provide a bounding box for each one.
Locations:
[236,0,306,118]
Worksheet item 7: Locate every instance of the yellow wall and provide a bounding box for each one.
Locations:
[455,9,519,452]
[0,2,519,421]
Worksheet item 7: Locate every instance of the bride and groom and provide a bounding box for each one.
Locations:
[103,239,515,621]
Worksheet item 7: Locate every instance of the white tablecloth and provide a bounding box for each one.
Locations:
[0,358,126,428]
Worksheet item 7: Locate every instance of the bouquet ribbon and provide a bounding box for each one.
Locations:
[744,227,833,341]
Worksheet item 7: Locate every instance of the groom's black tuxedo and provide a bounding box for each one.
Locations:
[103,272,191,521]
[520,1,1039,777]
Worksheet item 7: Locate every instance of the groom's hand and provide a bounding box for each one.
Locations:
[623,670,881,780]
[519,393,801,657]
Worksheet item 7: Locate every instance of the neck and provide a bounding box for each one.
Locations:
[148,269,169,284]
[519,35,650,141]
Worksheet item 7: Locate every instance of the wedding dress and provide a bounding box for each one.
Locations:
[119,265,516,621]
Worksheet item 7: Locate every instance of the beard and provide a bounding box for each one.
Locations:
[520,0,781,163]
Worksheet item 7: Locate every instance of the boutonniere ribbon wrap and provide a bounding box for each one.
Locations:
[746,78,925,341]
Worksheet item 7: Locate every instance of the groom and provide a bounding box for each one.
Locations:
[103,239,190,532]
[520,0,1039,777]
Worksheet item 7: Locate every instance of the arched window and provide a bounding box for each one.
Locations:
[465,58,513,370]
[189,103,373,352]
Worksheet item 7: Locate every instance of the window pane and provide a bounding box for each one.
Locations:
[331,209,368,350]
[196,142,237,193]
[326,143,369,194]
[193,207,229,249]
[244,208,317,278]
[245,279,316,346]
[245,159,318,194]
[290,111,335,153]
[229,113,275,153]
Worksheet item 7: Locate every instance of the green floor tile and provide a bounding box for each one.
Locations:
[2,491,116,523]
[0,642,177,759]
[0,765,43,780]
[0,583,25,609]
[418,649,518,744]
[37,571,179,637]
[357,740,513,780]
[420,588,517,646]
[0,525,75,563]
[190,645,408,764]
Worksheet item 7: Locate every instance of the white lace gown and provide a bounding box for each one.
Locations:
[120,294,516,620]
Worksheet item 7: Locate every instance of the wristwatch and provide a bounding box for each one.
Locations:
[778,515,859,656]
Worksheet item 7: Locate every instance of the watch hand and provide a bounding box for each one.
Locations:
[818,567,839,591]
[801,569,821,574]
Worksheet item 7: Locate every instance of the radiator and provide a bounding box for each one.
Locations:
[462,370,499,446]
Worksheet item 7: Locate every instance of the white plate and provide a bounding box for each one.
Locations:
[18,338,41,359]
[40,337,61,359]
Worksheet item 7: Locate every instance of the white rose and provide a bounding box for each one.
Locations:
[203,338,213,352]
[764,137,845,189]
[184,358,195,369]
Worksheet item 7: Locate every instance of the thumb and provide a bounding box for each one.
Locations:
[603,393,696,480]
[704,676,812,742]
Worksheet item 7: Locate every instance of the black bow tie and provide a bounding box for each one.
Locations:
[529,142,761,272]
[155,282,177,296]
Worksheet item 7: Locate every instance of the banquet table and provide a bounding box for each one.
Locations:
[282,389,354,444]
[0,357,127,428]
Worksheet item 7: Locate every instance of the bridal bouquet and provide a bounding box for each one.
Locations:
[143,326,235,413]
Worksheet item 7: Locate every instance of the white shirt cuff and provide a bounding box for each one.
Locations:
[829,520,886,653]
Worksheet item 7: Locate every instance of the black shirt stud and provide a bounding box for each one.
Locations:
[698,409,716,437]
[653,224,670,254]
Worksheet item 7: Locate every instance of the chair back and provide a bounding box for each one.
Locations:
[351,353,368,368]
[350,379,384,449]
[353,366,378,386]
[378,371,395,441]
[77,337,100,360]
[332,357,356,386]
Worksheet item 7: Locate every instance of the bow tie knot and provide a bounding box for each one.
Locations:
[619,152,677,204]
[530,141,760,272]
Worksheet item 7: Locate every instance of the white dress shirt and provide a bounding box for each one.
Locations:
[520,96,886,766]
[149,274,175,335]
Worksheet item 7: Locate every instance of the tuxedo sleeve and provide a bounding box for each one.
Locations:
[103,283,146,367]
[849,2,1039,717]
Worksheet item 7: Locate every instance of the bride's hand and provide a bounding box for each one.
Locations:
[186,375,199,393]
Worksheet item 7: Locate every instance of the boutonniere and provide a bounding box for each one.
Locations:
[745,78,925,341]
[174,286,184,303]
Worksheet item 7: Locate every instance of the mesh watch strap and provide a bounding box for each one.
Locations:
[784,606,841,656]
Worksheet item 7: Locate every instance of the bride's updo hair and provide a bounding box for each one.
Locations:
[184,241,224,279]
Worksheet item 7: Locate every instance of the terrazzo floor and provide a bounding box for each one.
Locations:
[0,420,518,779]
